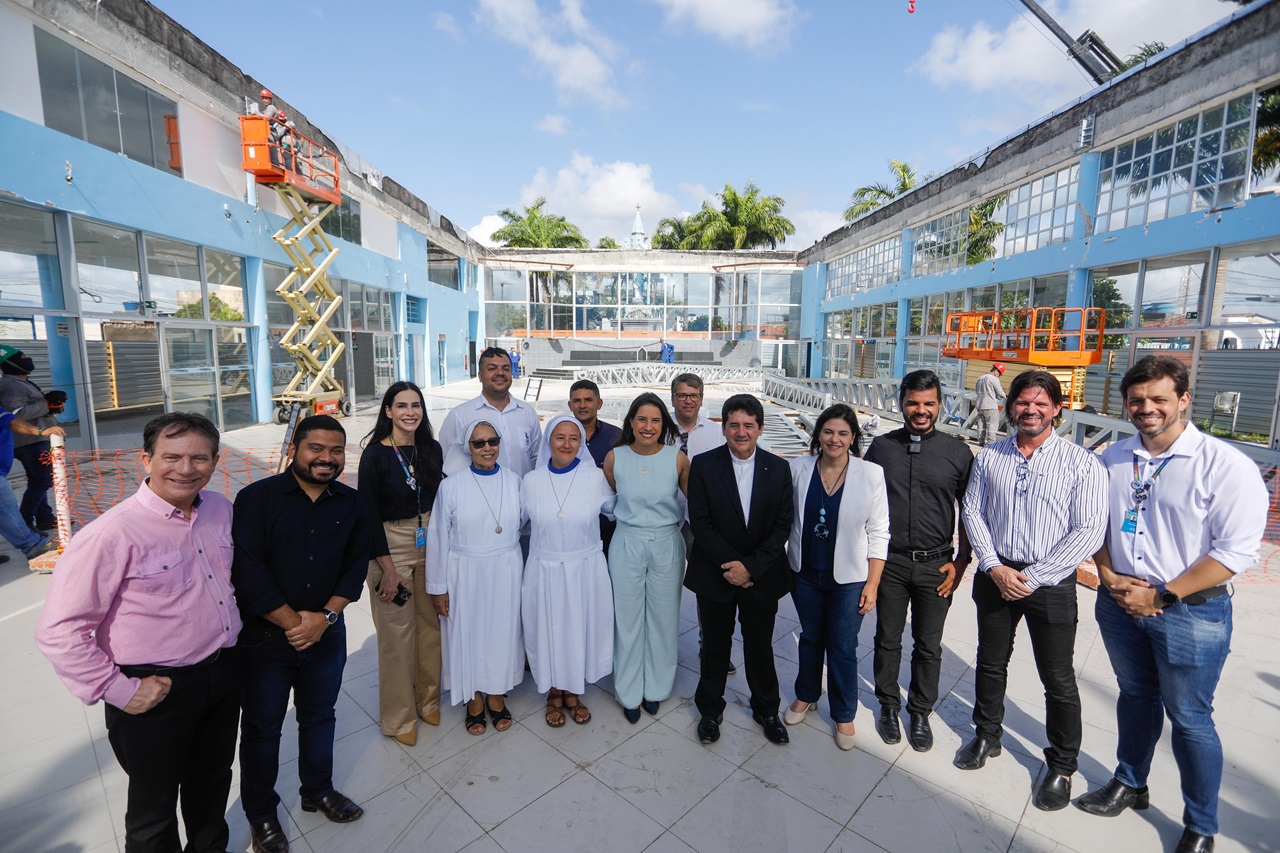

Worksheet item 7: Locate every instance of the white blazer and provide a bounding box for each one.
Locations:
[787,454,890,585]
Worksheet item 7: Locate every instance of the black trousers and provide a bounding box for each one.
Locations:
[694,592,779,718]
[105,649,240,853]
[972,569,1081,775]
[873,553,955,715]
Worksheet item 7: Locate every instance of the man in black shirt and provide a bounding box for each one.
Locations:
[232,416,373,853]
[864,370,973,752]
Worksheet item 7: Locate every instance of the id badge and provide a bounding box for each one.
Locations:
[415,527,427,548]
[1121,509,1138,534]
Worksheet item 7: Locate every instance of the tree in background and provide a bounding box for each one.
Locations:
[965,194,1008,265]
[490,197,589,249]
[652,215,695,249]
[595,236,620,249]
[683,182,795,250]
[843,159,917,222]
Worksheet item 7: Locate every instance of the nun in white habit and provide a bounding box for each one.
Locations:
[427,418,525,735]
[522,413,616,726]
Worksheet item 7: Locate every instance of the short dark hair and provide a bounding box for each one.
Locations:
[898,369,942,407]
[721,393,764,427]
[142,412,220,457]
[1008,370,1064,408]
[479,346,512,367]
[569,379,601,398]
[1121,355,1190,399]
[809,404,863,458]
[670,373,704,396]
[617,392,677,446]
[293,414,345,445]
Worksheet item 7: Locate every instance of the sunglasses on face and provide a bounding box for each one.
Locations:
[470,437,502,449]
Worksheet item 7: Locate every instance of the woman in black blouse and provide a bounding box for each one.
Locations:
[358,381,445,746]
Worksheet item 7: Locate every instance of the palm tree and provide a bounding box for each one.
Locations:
[965,193,1008,265]
[652,215,695,249]
[595,236,620,249]
[683,182,795,250]
[843,159,917,222]
[490,196,589,248]
[1120,41,1166,71]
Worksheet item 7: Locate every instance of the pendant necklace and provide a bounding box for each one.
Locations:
[472,470,505,534]
[549,465,579,519]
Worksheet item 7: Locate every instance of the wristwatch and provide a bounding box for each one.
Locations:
[322,608,339,626]
[1154,585,1180,607]
[955,552,972,564]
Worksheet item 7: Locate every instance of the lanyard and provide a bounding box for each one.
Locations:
[1130,454,1172,507]
[391,444,424,523]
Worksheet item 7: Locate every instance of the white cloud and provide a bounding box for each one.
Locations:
[536,114,571,135]
[512,153,680,242]
[648,0,799,50]
[476,0,625,109]
[913,0,1231,113]
[433,12,463,41]
[468,214,507,247]
[783,208,845,249]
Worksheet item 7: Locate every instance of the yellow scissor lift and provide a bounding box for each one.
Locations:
[239,114,348,428]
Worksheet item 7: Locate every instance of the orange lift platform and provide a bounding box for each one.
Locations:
[942,307,1107,408]
[239,115,347,439]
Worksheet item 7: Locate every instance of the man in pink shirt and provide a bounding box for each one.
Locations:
[36,413,241,853]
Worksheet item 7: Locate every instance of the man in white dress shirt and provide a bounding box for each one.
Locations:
[1076,356,1267,853]
[439,346,539,478]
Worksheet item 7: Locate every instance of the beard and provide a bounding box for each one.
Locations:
[292,459,340,484]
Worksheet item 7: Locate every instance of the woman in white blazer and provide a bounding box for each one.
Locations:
[783,404,889,750]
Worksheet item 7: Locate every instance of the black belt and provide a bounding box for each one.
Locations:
[1180,585,1229,606]
[892,544,953,563]
[118,647,229,678]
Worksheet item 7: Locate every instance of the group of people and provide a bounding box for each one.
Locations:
[29,345,1267,853]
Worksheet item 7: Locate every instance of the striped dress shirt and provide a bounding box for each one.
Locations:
[962,430,1107,590]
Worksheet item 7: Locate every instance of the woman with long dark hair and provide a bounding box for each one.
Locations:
[783,404,889,750]
[358,381,445,747]
[602,392,690,723]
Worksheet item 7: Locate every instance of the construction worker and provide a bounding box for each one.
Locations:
[974,363,1006,447]
[258,88,278,120]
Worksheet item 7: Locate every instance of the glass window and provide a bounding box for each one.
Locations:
[578,305,617,333]
[1033,274,1068,308]
[1000,279,1030,310]
[74,219,141,315]
[685,273,711,306]
[326,198,362,245]
[144,236,202,318]
[758,306,800,339]
[883,302,899,338]
[485,268,524,301]
[657,272,688,306]
[1140,252,1208,328]
[264,263,294,327]
[912,209,969,276]
[620,272,663,307]
[485,303,526,338]
[216,326,254,430]
[204,249,246,321]
[908,297,924,335]
[427,241,460,290]
[760,271,801,304]
[363,286,381,330]
[925,294,946,335]
[34,29,82,139]
[825,235,901,297]
[971,285,997,312]
[1091,263,1138,329]
[381,290,393,331]
[0,202,63,310]
[1251,85,1280,196]
[575,271,618,306]
[1212,238,1280,326]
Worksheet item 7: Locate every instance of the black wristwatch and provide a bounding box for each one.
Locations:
[322,608,339,626]
[955,552,972,564]
[1155,585,1180,607]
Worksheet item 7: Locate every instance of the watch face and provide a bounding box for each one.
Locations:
[1160,591,1179,606]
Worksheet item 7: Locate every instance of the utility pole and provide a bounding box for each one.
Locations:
[1018,0,1124,85]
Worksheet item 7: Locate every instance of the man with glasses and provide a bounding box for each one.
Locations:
[439,347,539,479]
[958,370,1106,812]
[1076,357,1267,853]
[669,373,723,459]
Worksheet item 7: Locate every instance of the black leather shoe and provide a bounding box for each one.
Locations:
[641,699,660,716]
[1174,828,1214,853]
[697,713,723,743]
[300,789,363,823]
[623,706,642,724]
[1034,772,1072,811]
[908,713,933,752]
[876,706,901,745]
[954,736,1002,770]
[249,819,289,853]
[1075,777,1150,817]
[753,712,789,744]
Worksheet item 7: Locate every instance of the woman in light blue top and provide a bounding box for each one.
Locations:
[602,392,690,723]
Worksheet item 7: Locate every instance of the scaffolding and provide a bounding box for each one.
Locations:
[239,115,347,424]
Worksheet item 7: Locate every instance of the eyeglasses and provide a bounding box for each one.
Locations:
[1015,460,1029,494]
[470,437,502,449]
[673,393,702,402]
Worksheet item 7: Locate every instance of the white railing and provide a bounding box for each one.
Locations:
[574,363,765,386]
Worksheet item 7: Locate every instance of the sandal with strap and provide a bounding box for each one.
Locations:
[465,698,487,736]
[487,694,513,732]
[563,692,591,725]
[545,689,566,728]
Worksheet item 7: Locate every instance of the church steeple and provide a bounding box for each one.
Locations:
[628,204,648,250]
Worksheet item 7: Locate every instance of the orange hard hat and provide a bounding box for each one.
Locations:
[276,111,287,121]
[260,88,273,99]
[993,363,1006,374]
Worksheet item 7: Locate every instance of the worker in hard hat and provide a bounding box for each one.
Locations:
[258,88,279,121]
[974,363,1006,447]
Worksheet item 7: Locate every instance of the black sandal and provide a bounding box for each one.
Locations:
[487,694,513,732]
[465,698,487,735]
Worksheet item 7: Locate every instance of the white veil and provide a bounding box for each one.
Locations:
[442,418,500,476]
[536,414,597,470]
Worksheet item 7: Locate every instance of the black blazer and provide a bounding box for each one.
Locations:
[685,445,795,605]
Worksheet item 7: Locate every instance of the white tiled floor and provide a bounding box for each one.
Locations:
[3,378,1277,852]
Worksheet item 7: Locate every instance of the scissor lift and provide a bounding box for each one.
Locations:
[239,115,348,424]
[941,307,1106,408]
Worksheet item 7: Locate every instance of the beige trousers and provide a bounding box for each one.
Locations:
[368,515,441,736]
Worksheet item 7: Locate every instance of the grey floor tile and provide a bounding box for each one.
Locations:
[825,828,889,853]
[0,775,118,853]
[490,770,664,853]
[0,724,100,808]
[642,831,698,853]
[669,769,843,853]
[524,682,658,765]
[847,766,1018,853]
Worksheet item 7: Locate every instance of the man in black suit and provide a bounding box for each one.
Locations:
[686,394,795,745]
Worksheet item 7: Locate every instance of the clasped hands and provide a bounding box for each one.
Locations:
[722,560,753,588]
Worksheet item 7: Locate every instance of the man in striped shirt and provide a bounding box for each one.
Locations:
[957,370,1107,812]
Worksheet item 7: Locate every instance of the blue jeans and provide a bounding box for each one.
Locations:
[238,618,347,824]
[0,473,46,555]
[1095,589,1232,836]
[792,568,865,724]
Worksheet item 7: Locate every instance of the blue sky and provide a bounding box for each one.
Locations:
[153,0,1235,248]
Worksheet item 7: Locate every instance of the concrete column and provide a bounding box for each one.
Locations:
[245,256,272,423]
[1074,152,1101,242]
[893,227,915,377]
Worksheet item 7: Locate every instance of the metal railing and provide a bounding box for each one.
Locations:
[573,363,765,386]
